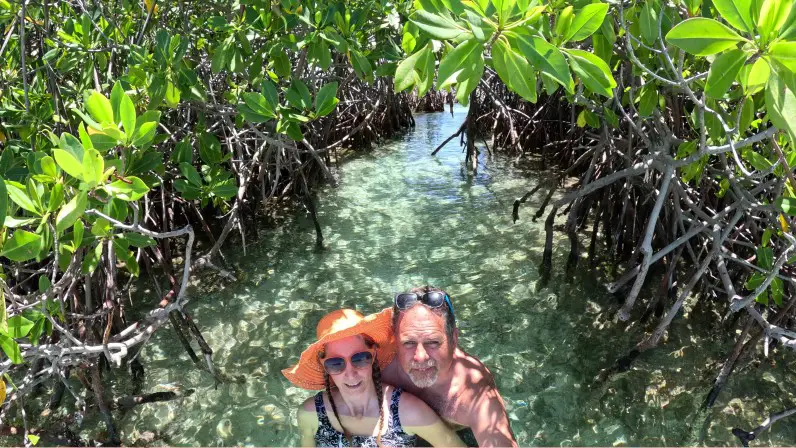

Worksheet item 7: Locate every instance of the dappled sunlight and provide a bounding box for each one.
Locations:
[115,108,796,446]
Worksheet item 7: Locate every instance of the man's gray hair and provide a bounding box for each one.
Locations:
[392,286,456,344]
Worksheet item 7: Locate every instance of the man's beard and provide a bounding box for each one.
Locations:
[407,360,438,388]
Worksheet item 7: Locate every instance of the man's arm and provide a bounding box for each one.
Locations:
[469,386,517,447]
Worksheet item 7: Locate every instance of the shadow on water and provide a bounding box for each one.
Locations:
[116,106,796,446]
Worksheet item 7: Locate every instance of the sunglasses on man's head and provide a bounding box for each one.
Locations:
[394,291,456,323]
[320,350,374,375]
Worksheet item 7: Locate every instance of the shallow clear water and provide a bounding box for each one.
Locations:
[117,106,796,446]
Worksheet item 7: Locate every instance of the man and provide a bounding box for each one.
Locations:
[382,286,517,447]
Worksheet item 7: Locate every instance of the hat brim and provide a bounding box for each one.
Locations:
[282,308,396,390]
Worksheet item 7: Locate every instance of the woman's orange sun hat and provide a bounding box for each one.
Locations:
[282,308,396,390]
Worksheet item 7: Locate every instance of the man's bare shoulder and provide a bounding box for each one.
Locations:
[454,348,497,389]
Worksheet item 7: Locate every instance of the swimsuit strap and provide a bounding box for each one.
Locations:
[389,387,404,430]
[314,392,334,429]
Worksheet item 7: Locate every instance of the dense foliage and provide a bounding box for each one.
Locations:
[0,0,415,443]
[392,0,795,442]
[0,0,794,444]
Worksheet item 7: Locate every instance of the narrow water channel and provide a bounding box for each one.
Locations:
[118,107,795,446]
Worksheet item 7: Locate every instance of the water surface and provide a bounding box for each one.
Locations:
[117,106,796,446]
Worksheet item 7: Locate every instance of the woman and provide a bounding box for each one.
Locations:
[283,308,465,447]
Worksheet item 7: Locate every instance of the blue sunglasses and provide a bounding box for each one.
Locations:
[394,292,456,322]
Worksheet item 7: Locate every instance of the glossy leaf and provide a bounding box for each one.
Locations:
[511,34,574,94]
[85,91,114,124]
[566,49,617,97]
[199,133,223,165]
[242,92,277,120]
[7,315,33,338]
[765,71,796,140]
[770,42,796,73]
[120,93,136,139]
[713,0,755,33]
[757,0,793,43]
[1,230,42,262]
[437,39,485,90]
[82,149,104,186]
[286,80,313,110]
[410,10,468,40]
[179,162,203,187]
[492,40,537,103]
[0,175,6,230]
[665,18,745,55]
[5,182,39,215]
[640,2,659,45]
[106,177,149,201]
[565,3,609,42]
[705,49,750,98]
[0,334,22,364]
[315,82,340,117]
[776,197,796,216]
[56,192,87,234]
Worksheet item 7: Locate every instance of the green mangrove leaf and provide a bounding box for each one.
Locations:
[85,91,114,124]
[106,177,149,201]
[437,38,484,90]
[286,80,313,110]
[179,162,202,187]
[770,42,796,73]
[82,149,104,187]
[665,18,746,55]
[0,334,22,364]
[395,48,426,92]
[510,33,573,94]
[132,122,158,148]
[640,1,659,45]
[111,81,124,123]
[776,197,796,216]
[713,0,755,33]
[5,182,40,215]
[7,315,33,338]
[638,84,658,117]
[565,3,609,43]
[73,220,84,248]
[171,140,193,165]
[565,49,617,97]
[56,192,87,234]
[1,230,42,262]
[410,10,468,40]
[199,133,222,165]
[492,39,537,103]
[315,82,340,117]
[555,6,574,42]
[765,70,796,140]
[0,175,6,230]
[705,49,750,98]
[120,93,136,140]
[757,0,793,43]
[123,232,156,248]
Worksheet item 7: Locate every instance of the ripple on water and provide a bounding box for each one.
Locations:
[115,107,796,446]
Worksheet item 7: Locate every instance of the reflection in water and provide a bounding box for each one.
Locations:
[119,106,796,446]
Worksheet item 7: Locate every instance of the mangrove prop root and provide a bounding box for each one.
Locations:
[733,406,796,447]
[463,35,795,431]
[112,389,195,411]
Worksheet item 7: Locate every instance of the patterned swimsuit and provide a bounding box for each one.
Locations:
[314,388,417,447]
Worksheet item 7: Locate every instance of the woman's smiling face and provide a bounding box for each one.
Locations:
[324,335,374,396]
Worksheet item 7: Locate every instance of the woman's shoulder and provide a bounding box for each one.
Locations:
[299,392,321,413]
[395,389,440,427]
